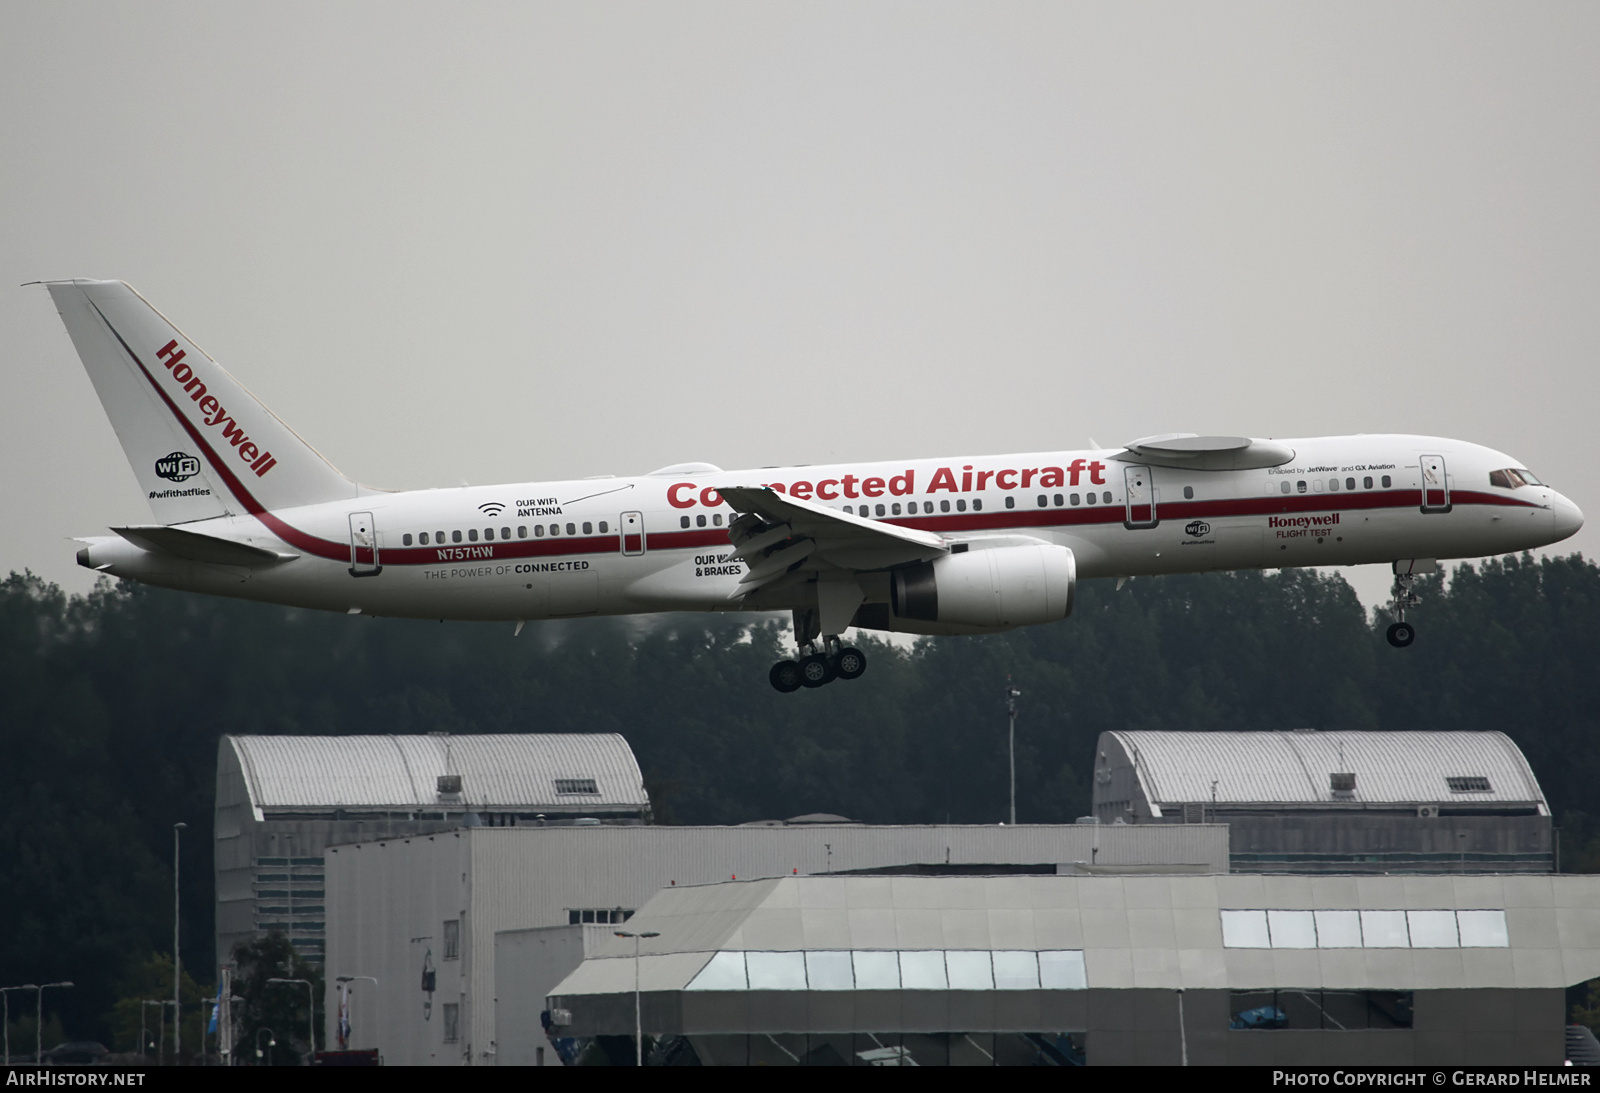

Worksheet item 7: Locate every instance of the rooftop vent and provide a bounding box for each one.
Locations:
[1330,772,1356,797]
[436,774,463,795]
[554,778,599,795]
[1447,776,1492,793]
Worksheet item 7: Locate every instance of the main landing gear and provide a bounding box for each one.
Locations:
[769,607,867,692]
[1385,561,1430,648]
[769,639,867,693]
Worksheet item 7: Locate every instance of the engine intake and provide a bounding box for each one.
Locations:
[890,543,1075,629]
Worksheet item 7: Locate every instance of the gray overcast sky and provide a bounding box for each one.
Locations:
[3,2,1596,608]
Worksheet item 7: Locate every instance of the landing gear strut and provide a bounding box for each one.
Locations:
[769,609,867,692]
[1386,564,1424,648]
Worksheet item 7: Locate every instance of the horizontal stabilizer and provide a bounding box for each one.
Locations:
[112,525,297,567]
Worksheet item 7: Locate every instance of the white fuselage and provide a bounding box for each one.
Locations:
[81,434,1583,627]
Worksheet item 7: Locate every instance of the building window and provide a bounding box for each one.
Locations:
[443,919,460,960]
[569,908,634,924]
[1220,908,1507,949]
[554,778,599,795]
[442,1003,460,1043]
[1446,776,1491,793]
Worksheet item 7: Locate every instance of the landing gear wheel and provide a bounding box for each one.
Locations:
[835,647,867,680]
[769,660,803,692]
[799,653,836,688]
[1386,622,1415,648]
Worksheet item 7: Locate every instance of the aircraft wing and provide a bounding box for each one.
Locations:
[112,525,298,568]
[718,485,948,595]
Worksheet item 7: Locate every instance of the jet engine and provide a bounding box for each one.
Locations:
[886,542,1075,631]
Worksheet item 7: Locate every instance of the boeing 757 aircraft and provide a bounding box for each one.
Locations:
[43,280,1584,691]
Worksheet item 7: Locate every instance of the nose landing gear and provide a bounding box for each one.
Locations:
[1385,560,1433,648]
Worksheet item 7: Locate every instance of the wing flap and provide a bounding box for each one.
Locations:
[719,486,948,595]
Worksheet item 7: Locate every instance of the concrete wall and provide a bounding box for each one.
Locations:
[495,925,616,1066]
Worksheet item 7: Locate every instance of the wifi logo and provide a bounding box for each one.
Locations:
[479,502,506,517]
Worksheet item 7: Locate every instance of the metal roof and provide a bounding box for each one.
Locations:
[226,733,647,811]
[1103,730,1546,809]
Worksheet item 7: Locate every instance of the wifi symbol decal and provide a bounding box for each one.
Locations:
[479,502,506,517]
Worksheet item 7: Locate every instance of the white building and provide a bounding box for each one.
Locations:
[214,733,648,967]
[1091,730,1552,873]
[322,822,1229,1064]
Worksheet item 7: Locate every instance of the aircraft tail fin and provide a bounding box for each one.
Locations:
[45,279,359,524]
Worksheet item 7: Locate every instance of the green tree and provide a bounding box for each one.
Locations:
[106,952,207,1059]
[230,933,324,1065]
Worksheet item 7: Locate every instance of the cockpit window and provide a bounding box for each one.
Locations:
[1489,468,1543,489]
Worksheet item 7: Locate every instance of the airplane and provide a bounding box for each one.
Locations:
[43,279,1584,692]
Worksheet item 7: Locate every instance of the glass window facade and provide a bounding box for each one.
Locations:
[1221,909,1507,949]
[686,950,1087,991]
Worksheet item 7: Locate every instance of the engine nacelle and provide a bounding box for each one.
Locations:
[889,543,1075,630]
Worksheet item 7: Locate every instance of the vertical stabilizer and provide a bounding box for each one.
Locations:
[47,280,359,523]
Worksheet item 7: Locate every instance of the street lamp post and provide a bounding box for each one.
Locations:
[2,985,39,1064]
[266,978,316,1063]
[36,982,72,1065]
[333,976,378,1050]
[172,822,186,1065]
[613,930,660,1066]
[255,1026,276,1067]
[1005,682,1022,825]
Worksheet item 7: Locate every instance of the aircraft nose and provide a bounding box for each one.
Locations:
[1553,493,1585,540]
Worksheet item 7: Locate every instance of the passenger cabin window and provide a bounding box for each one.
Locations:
[599,521,609,533]
[1296,481,1307,494]
[1005,496,1015,509]
[696,515,706,527]
[891,503,902,516]
[941,500,951,513]
[680,516,690,528]
[566,523,576,535]
[1184,486,1194,499]
[956,499,967,512]
[1281,482,1291,495]
[1345,478,1356,491]
[875,504,886,517]
[518,526,527,538]
[712,514,722,526]
[535,525,545,537]
[1102,492,1112,504]
[1381,475,1392,488]
[452,530,463,543]
[502,527,511,539]
[468,529,479,541]
[1363,477,1373,489]
[403,533,413,545]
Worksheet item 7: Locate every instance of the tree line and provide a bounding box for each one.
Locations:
[1,553,1597,1049]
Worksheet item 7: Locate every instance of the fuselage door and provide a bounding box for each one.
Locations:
[348,511,382,576]
[1124,465,1157,529]
[621,511,645,556]
[1420,455,1451,514]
